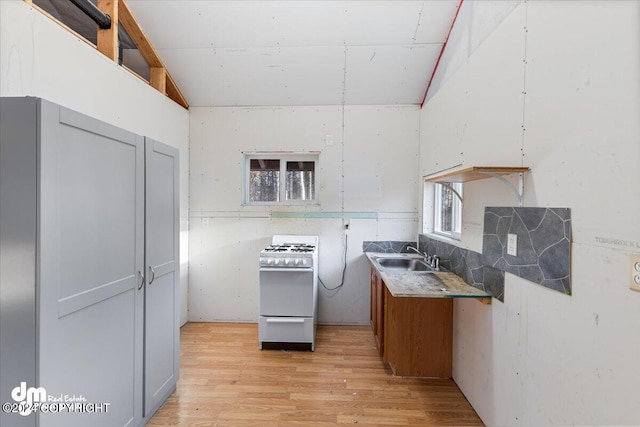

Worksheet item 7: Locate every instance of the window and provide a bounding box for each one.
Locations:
[434,183,463,239]
[244,153,318,204]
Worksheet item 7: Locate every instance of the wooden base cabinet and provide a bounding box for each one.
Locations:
[369,267,453,378]
[0,98,179,427]
[383,287,453,378]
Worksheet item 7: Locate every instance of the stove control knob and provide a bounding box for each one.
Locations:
[301,259,307,265]
[294,259,300,265]
[267,259,273,265]
[285,259,290,265]
[274,259,280,265]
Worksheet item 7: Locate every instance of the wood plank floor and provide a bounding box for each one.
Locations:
[147,323,483,427]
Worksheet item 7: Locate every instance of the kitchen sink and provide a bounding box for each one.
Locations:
[375,257,437,272]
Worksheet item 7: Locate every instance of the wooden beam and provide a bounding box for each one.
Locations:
[26,0,188,108]
[97,0,118,62]
[166,73,189,109]
[119,0,188,108]
[150,67,167,94]
[118,0,162,67]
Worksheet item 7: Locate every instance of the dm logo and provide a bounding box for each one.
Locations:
[11,382,46,416]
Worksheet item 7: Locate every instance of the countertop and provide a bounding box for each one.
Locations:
[365,252,492,300]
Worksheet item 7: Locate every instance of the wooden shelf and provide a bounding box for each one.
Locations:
[425,166,530,207]
[424,166,530,183]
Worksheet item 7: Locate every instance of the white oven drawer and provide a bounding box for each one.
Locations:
[259,316,314,344]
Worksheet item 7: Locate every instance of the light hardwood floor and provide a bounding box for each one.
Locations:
[147,323,483,426]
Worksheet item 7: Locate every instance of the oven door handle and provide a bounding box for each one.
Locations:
[259,267,313,272]
[265,318,305,324]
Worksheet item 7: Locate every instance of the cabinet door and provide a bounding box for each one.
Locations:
[384,288,453,378]
[0,97,38,427]
[369,267,385,356]
[370,268,377,331]
[38,100,144,427]
[375,276,384,356]
[144,138,179,416]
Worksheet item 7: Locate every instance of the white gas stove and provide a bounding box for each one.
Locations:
[258,235,318,351]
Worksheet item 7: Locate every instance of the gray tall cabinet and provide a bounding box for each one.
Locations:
[0,97,179,427]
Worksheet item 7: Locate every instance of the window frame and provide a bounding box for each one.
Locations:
[433,182,463,240]
[242,152,320,206]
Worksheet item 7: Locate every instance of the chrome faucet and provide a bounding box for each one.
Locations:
[406,245,424,258]
[407,245,440,271]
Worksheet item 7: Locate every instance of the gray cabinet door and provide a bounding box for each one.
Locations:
[38,100,144,427]
[0,97,38,427]
[144,138,179,416]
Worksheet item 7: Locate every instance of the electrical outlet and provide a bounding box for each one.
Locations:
[631,254,640,292]
[507,233,518,256]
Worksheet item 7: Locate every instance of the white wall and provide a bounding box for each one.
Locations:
[189,105,419,324]
[424,0,521,104]
[0,1,190,324]
[420,1,640,425]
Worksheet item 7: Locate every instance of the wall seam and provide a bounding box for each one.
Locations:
[520,0,529,168]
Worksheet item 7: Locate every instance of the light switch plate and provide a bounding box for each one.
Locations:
[507,233,518,256]
[631,254,640,292]
[325,134,334,146]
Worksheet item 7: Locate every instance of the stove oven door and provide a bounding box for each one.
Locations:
[259,267,314,317]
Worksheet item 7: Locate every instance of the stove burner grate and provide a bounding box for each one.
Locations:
[263,243,316,253]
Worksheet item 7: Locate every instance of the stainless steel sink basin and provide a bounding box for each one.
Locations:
[375,257,436,272]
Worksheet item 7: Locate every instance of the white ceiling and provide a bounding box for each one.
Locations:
[126,1,461,107]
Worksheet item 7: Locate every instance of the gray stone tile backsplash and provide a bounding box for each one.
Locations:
[419,207,572,302]
[419,234,505,301]
[362,241,416,254]
[484,207,571,295]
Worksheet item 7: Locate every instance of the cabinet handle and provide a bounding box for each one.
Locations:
[148,266,155,285]
[265,318,305,324]
[137,270,145,290]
